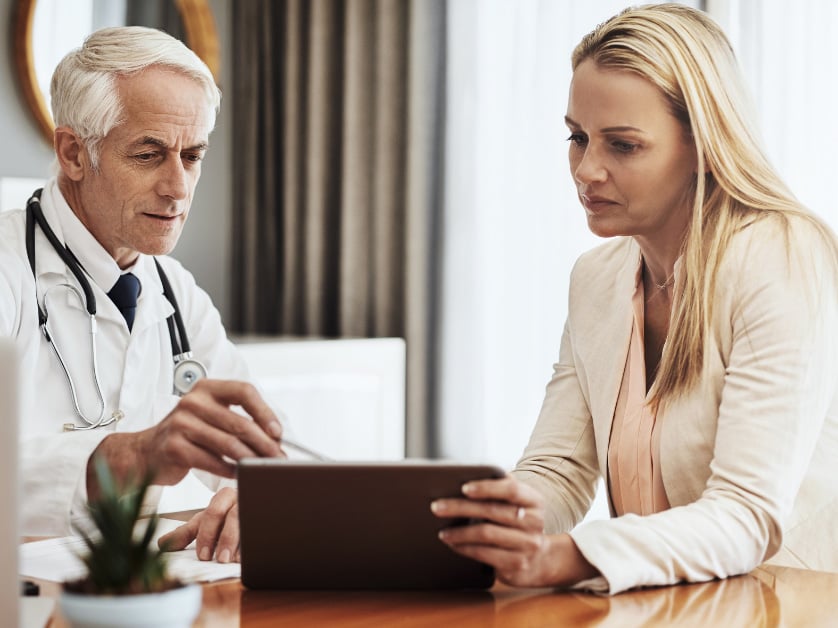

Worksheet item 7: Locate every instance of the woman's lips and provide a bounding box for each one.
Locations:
[580,194,617,212]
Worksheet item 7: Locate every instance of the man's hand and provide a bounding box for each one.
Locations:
[87,379,283,499]
[158,487,240,562]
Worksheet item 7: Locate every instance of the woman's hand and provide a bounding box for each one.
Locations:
[430,475,599,588]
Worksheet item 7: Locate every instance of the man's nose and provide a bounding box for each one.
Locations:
[157,158,189,200]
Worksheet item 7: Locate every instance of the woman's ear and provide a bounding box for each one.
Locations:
[54,126,90,181]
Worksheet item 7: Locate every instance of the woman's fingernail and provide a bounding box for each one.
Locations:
[438,530,450,541]
[218,549,231,563]
[270,422,283,439]
[431,500,444,513]
[199,546,210,561]
[462,483,474,495]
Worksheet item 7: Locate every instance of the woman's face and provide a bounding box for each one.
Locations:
[565,59,698,245]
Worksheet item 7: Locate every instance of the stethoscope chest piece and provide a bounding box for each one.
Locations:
[173,356,207,396]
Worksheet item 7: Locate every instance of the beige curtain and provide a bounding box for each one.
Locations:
[126,1,186,40]
[231,0,446,456]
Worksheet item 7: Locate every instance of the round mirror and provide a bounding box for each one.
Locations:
[13,0,220,145]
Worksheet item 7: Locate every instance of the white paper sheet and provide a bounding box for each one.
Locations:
[19,518,240,584]
[20,597,55,628]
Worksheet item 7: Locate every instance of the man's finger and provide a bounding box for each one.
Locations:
[191,380,283,440]
[158,518,200,552]
[214,505,240,564]
[178,419,261,464]
[232,384,283,441]
[177,389,281,458]
[195,487,237,561]
[149,433,237,484]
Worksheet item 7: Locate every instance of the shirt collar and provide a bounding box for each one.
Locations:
[47,180,127,293]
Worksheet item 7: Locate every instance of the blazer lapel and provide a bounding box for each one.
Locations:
[575,239,639,478]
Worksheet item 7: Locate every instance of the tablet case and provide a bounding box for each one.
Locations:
[238,460,505,590]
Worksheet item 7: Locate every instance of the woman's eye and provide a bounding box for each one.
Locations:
[612,141,639,153]
[567,133,587,147]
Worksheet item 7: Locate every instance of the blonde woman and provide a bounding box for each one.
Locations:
[432,3,838,594]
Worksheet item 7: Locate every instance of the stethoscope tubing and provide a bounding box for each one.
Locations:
[41,283,108,425]
[24,188,206,429]
[27,191,97,320]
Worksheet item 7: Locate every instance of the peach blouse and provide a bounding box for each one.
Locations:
[607,266,671,516]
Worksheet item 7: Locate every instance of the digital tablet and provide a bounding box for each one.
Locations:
[237,459,506,590]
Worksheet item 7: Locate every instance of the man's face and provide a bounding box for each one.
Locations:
[69,67,214,268]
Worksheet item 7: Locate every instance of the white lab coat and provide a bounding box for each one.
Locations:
[0,179,249,536]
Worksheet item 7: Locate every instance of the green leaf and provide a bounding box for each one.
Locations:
[75,455,173,594]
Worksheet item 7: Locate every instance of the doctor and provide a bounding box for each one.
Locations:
[0,26,283,564]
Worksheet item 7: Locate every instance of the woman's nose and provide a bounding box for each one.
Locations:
[572,147,607,185]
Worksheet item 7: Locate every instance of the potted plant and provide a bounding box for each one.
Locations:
[59,457,201,628]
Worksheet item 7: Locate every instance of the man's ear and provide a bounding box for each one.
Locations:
[54,126,90,181]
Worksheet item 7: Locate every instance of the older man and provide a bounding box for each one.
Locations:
[0,26,280,564]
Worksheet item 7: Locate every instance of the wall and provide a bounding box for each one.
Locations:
[0,0,234,322]
[172,0,232,321]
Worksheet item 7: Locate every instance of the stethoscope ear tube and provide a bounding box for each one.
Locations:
[26,194,48,329]
[28,190,97,316]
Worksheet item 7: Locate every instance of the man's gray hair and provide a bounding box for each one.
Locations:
[50,26,221,169]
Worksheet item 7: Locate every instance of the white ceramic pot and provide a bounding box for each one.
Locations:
[59,583,202,628]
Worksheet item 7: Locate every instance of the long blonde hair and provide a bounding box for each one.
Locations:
[572,3,837,406]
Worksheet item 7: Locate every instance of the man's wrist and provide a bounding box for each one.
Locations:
[86,432,145,501]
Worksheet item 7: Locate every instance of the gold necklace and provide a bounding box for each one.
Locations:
[652,274,675,290]
[642,260,675,300]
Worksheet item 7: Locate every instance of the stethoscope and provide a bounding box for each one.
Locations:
[25,188,207,431]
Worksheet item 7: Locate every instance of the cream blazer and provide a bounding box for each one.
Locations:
[513,214,838,594]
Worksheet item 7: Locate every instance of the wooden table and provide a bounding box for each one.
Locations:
[34,563,838,627]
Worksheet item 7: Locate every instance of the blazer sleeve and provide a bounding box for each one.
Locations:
[512,318,601,534]
[569,217,838,593]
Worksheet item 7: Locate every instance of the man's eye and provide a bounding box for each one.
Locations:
[183,153,204,163]
[134,153,157,162]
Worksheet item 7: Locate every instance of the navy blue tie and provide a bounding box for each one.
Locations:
[108,273,141,331]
